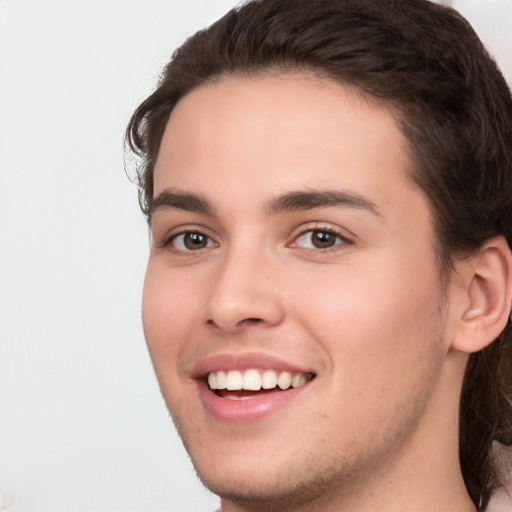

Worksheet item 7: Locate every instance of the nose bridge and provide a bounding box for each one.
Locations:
[205,237,284,332]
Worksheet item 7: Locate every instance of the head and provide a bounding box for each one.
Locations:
[126,0,512,509]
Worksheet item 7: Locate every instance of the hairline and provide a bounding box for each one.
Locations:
[150,66,458,286]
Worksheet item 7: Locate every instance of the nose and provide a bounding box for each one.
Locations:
[204,247,285,333]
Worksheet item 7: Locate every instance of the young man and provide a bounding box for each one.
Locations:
[126,1,512,510]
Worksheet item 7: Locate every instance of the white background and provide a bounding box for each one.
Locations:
[0,1,511,511]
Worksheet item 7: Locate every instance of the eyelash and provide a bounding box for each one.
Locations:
[290,226,353,252]
[161,225,352,255]
[162,229,217,253]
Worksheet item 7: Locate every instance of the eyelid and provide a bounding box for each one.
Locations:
[288,223,354,250]
[158,225,218,251]
[173,232,216,251]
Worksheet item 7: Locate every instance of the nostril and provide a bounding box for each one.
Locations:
[206,317,262,327]
[238,318,264,326]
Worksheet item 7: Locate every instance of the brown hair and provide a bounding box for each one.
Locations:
[126,0,512,508]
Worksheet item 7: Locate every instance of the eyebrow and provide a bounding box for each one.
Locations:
[150,188,215,217]
[149,188,380,219]
[264,190,380,216]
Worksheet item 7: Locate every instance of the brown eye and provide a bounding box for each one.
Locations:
[170,231,215,251]
[184,232,208,249]
[293,229,349,250]
[310,231,337,248]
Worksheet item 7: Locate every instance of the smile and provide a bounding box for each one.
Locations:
[194,354,316,422]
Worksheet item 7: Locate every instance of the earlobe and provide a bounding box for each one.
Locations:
[452,237,512,353]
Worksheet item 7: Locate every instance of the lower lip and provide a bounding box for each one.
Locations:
[197,381,309,423]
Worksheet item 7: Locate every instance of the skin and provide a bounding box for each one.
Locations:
[143,74,478,512]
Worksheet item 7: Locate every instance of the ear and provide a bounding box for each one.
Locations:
[450,237,512,354]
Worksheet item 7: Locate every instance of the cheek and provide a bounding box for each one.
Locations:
[294,266,446,451]
[141,261,200,370]
[293,258,445,391]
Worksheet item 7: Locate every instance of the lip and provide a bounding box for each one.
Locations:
[193,352,315,423]
[197,379,311,423]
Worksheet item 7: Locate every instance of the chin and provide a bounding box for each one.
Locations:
[194,461,344,511]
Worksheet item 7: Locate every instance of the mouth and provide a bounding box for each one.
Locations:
[207,369,315,400]
[194,354,317,422]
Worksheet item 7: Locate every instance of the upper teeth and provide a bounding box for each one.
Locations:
[207,369,308,391]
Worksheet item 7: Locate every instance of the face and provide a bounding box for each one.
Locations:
[143,74,454,508]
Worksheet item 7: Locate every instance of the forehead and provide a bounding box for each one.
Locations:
[153,72,421,218]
